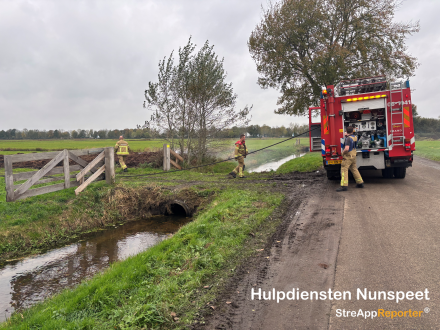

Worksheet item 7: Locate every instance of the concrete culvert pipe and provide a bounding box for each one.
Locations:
[167,200,191,217]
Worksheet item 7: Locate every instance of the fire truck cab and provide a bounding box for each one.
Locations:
[309,76,415,180]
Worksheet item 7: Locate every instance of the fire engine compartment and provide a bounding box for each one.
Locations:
[343,108,387,149]
[342,105,387,170]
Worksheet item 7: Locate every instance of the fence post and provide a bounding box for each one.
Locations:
[63,149,71,189]
[4,156,14,202]
[105,147,115,184]
[163,144,170,171]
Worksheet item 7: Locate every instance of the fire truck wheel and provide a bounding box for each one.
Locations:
[393,167,406,179]
[382,168,394,178]
[326,170,339,180]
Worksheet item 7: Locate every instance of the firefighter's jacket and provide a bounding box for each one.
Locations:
[234,140,248,158]
[344,135,357,156]
[115,140,130,155]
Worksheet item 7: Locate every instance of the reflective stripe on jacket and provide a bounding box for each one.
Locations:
[234,140,248,157]
[115,141,130,155]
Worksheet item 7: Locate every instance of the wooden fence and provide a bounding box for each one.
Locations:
[163,144,184,171]
[4,147,115,202]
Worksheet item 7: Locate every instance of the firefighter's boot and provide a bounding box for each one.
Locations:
[336,186,348,192]
[123,168,128,172]
[229,171,236,178]
[356,183,364,188]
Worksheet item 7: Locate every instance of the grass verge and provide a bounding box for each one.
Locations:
[414,140,440,162]
[276,152,323,174]
[1,188,283,329]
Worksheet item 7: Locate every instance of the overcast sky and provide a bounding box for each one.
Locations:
[0,0,438,131]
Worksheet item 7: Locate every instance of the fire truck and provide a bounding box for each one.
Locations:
[309,76,415,179]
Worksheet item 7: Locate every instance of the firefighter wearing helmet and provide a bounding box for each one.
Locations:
[336,126,364,191]
[115,136,130,172]
[229,133,248,178]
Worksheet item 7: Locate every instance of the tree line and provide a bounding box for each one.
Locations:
[0,128,154,140]
[2,118,438,141]
[0,123,309,140]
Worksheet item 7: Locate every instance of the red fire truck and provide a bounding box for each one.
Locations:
[309,76,415,179]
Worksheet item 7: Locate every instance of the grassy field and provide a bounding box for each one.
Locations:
[276,152,323,174]
[415,140,440,162]
[0,137,308,154]
[0,139,167,153]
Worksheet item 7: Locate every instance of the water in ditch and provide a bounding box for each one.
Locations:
[0,215,191,322]
[248,153,305,173]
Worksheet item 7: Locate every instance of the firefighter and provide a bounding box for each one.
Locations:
[115,136,130,172]
[229,133,248,178]
[336,126,364,191]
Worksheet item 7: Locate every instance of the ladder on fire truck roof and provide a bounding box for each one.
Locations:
[389,82,405,147]
[336,75,387,96]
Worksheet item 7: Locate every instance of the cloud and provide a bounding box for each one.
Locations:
[0,0,437,131]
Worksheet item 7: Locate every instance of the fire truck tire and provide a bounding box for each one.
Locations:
[394,167,406,179]
[382,168,394,178]
[326,170,340,180]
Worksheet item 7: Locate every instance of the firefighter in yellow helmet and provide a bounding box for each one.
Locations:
[115,136,131,172]
[229,133,248,178]
[336,126,364,191]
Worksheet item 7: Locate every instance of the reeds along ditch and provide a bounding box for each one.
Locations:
[0,184,211,264]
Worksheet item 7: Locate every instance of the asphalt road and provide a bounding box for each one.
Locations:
[329,156,440,329]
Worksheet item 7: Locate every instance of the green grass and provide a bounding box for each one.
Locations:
[0,138,308,154]
[414,140,440,162]
[0,169,111,262]
[0,168,75,230]
[0,139,167,153]
[1,188,283,329]
[0,151,40,155]
[0,137,309,172]
[0,136,311,262]
[276,152,323,174]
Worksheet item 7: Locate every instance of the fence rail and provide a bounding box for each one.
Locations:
[4,147,115,202]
